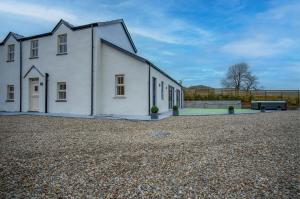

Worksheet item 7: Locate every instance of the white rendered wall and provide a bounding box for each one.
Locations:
[97,23,136,53]
[149,67,182,113]
[21,24,92,115]
[97,43,149,116]
[0,36,20,112]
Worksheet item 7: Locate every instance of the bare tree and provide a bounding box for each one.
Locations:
[243,74,258,91]
[221,63,259,90]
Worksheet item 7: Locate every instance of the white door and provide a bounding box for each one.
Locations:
[29,78,39,112]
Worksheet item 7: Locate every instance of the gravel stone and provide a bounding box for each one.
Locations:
[149,131,171,138]
[0,111,299,198]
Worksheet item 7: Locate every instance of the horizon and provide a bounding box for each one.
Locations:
[0,0,299,89]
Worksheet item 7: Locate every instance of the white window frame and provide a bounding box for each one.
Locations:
[115,75,125,97]
[57,82,67,101]
[57,34,67,54]
[7,85,14,101]
[30,40,39,58]
[7,44,15,61]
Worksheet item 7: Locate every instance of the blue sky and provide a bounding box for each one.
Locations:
[0,0,299,89]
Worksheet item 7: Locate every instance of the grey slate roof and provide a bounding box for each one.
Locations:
[0,32,24,45]
[0,19,137,53]
[101,39,182,88]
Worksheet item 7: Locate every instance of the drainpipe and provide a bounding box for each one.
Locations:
[148,65,151,115]
[90,25,94,116]
[19,41,22,112]
[45,73,49,113]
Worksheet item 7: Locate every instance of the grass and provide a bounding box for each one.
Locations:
[179,108,259,115]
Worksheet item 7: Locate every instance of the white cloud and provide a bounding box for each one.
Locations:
[256,2,300,22]
[0,0,214,46]
[161,50,176,56]
[219,1,300,58]
[130,27,182,44]
[220,37,295,57]
[0,1,77,22]
[130,22,214,45]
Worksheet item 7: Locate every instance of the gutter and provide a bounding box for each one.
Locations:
[90,25,94,116]
[19,41,22,112]
[45,73,49,113]
[100,39,182,88]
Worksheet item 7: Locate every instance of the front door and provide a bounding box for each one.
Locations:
[152,77,157,106]
[168,86,174,109]
[176,89,180,107]
[29,78,39,112]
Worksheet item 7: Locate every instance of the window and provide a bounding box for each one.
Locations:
[115,75,125,96]
[161,81,164,100]
[57,34,67,54]
[7,85,14,101]
[7,44,15,61]
[30,40,38,58]
[57,82,66,101]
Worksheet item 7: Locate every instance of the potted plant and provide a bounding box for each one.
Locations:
[173,105,179,116]
[151,106,159,119]
[228,106,234,114]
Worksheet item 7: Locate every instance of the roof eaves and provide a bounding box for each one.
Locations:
[101,39,182,88]
[98,19,123,26]
[51,19,74,33]
[98,19,137,53]
[72,22,98,30]
[119,20,138,53]
[23,65,45,78]
[11,32,24,40]
[20,20,97,41]
[0,32,24,45]
[20,32,52,41]
[147,61,182,88]
[101,39,145,62]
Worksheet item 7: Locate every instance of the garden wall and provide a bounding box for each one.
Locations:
[184,100,241,109]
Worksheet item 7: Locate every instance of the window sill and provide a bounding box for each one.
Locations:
[6,100,14,102]
[114,96,126,99]
[29,56,39,59]
[56,100,67,102]
[6,60,14,62]
[56,52,68,56]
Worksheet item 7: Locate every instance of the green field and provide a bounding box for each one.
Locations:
[179,108,259,115]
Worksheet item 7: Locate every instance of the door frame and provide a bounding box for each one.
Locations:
[168,85,174,109]
[176,89,180,107]
[152,77,157,107]
[29,78,40,112]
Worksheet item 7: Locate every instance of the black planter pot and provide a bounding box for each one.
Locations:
[228,109,234,114]
[173,110,179,116]
[151,113,159,120]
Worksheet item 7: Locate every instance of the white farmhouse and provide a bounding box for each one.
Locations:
[0,19,183,117]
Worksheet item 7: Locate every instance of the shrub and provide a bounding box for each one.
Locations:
[151,106,159,113]
[228,106,234,114]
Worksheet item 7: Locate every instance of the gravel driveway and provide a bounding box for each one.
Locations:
[0,111,299,198]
